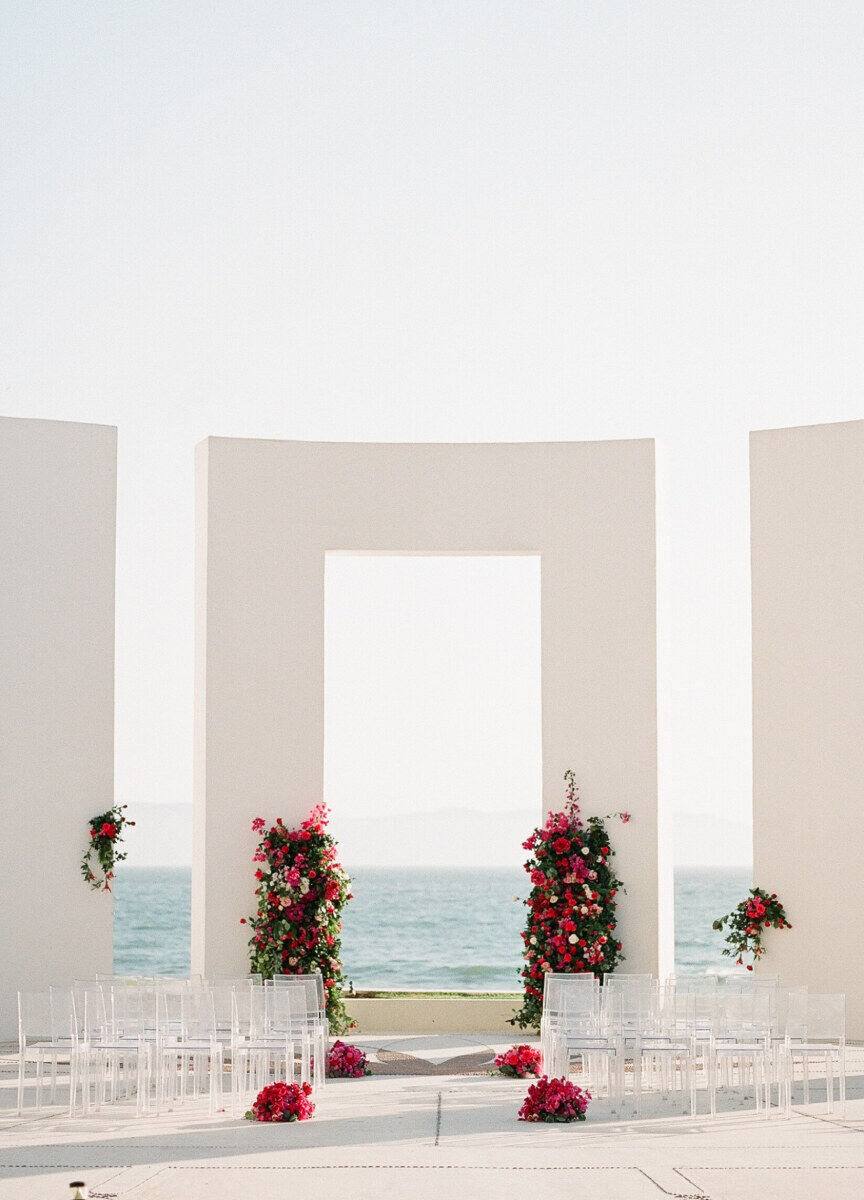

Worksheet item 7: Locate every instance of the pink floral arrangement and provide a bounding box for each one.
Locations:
[518,1075,591,1123]
[512,770,626,1029]
[327,1040,371,1078]
[243,805,353,1032]
[245,1081,315,1122]
[494,1044,542,1079]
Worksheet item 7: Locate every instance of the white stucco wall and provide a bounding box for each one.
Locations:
[193,438,664,982]
[751,420,864,1034]
[0,417,116,1040]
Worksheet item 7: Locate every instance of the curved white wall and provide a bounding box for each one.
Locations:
[194,438,665,982]
[752,419,864,1034]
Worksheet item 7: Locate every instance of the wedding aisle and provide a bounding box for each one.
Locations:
[4,1039,864,1199]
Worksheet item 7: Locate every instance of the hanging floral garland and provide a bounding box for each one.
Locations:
[242,804,353,1033]
[712,887,791,969]
[81,804,134,891]
[511,770,627,1030]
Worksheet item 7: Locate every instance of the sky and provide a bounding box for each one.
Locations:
[3,2,864,865]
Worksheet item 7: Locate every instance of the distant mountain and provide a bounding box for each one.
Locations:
[120,802,752,871]
[331,807,538,869]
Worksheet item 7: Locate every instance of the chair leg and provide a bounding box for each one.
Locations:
[16,1053,25,1115]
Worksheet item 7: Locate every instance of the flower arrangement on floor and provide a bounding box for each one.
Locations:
[494,1044,542,1079]
[517,1076,591,1122]
[245,1081,315,1122]
[327,1040,371,1078]
[712,887,791,969]
[511,770,626,1030]
[242,804,353,1032]
[81,803,134,891]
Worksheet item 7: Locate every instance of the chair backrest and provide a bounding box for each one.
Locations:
[266,982,311,1033]
[787,992,845,1044]
[722,973,779,994]
[233,983,268,1040]
[711,990,771,1040]
[18,990,52,1048]
[543,974,599,1032]
[668,974,719,994]
[772,985,806,1037]
[659,985,696,1035]
[543,973,597,1013]
[270,973,325,1018]
[47,987,76,1043]
[180,985,216,1041]
[602,979,659,1033]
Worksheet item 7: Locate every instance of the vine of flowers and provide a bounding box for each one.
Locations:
[511,770,626,1030]
[81,804,134,892]
[712,887,791,969]
[242,804,353,1033]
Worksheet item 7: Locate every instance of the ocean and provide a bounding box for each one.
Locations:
[114,866,752,984]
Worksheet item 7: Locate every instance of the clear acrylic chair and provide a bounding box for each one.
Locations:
[540,974,598,1075]
[81,982,155,1114]
[783,992,845,1116]
[633,985,697,1116]
[158,984,223,1114]
[266,983,314,1085]
[707,991,772,1116]
[231,983,296,1115]
[17,990,80,1116]
[554,980,624,1105]
[270,973,328,1087]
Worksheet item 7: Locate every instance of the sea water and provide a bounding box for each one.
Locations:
[114,866,752,983]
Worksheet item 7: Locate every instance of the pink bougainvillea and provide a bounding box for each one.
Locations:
[246,1081,315,1122]
[512,770,626,1029]
[243,804,353,1032]
[494,1044,542,1079]
[518,1075,591,1122]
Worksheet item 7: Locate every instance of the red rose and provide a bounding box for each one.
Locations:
[100,822,117,838]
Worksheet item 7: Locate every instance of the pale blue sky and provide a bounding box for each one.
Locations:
[3,2,864,862]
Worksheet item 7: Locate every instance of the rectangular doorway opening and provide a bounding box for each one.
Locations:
[324,554,541,991]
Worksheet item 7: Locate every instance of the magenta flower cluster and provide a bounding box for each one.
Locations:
[327,1040,371,1078]
[518,1075,591,1122]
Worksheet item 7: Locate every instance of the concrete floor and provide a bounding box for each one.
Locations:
[3,1036,864,1199]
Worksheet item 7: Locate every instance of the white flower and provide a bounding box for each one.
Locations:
[581,847,589,855]
[568,934,577,944]
[260,861,271,874]
[289,957,298,966]
[580,905,589,915]
[530,936,537,945]
[300,878,310,894]
[549,895,558,904]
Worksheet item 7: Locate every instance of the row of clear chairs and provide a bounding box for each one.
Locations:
[540,973,846,1118]
[17,972,329,1118]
